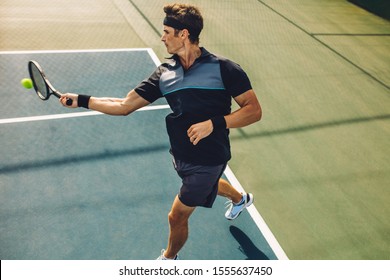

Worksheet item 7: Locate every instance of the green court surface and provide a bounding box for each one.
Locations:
[0,50,284,260]
[1,0,389,260]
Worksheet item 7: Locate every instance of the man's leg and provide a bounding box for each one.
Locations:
[218,178,254,220]
[217,178,242,203]
[163,195,196,259]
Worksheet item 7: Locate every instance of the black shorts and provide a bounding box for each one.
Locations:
[172,157,227,208]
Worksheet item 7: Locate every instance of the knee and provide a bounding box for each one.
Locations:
[168,210,188,227]
[168,211,182,226]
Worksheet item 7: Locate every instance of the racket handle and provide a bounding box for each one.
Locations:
[66,98,73,106]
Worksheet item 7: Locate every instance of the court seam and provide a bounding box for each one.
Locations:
[255,0,390,91]
[312,33,390,36]
[126,0,161,37]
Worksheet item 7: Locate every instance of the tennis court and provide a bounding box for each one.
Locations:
[0,49,287,260]
[1,0,389,260]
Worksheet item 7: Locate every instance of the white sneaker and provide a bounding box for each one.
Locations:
[156,249,179,260]
[225,193,253,220]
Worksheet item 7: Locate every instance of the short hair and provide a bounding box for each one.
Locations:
[163,3,203,44]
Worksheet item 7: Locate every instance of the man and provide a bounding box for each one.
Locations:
[60,3,262,260]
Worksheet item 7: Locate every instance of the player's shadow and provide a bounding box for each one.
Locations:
[229,226,269,260]
[0,144,169,174]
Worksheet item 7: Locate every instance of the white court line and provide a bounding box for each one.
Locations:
[146,48,162,67]
[0,48,155,55]
[147,48,288,260]
[3,48,289,259]
[224,166,289,260]
[0,48,168,125]
[0,105,170,124]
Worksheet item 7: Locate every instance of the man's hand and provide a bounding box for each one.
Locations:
[187,120,213,145]
[59,93,78,108]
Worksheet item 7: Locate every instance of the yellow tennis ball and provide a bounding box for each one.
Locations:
[21,78,33,89]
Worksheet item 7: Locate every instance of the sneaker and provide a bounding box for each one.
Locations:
[225,193,253,220]
[156,249,179,260]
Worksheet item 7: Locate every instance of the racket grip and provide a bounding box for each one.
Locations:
[66,98,73,106]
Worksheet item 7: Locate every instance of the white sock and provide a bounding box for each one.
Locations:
[162,253,177,260]
[234,193,245,205]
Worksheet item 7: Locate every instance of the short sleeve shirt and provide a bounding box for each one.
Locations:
[135,47,252,165]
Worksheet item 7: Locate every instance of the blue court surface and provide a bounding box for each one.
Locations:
[0,49,287,260]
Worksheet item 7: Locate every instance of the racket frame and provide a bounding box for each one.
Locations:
[28,60,72,105]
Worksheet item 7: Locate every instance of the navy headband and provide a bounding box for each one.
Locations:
[163,17,200,38]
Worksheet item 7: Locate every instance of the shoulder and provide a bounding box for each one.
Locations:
[204,50,252,97]
[200,48,245,74]
[158,57,181,74]
[216,55,246,74]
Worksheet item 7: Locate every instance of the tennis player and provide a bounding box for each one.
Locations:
[60,3,262,260]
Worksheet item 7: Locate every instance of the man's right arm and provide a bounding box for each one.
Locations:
[60,89,150,116]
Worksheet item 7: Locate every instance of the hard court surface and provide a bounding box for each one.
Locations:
[0,49,285,260]
[1,0,389,260]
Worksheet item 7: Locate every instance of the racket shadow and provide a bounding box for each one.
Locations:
[229,225,270,260]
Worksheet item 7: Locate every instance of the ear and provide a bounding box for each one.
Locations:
[181,29,190,38]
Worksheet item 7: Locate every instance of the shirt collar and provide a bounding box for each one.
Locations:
[168,47,210,63]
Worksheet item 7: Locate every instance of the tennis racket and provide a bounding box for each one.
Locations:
[28,60,73,106]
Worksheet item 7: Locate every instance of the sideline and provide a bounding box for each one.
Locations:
[1,48,288,260]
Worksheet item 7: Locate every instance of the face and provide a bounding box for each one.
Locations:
[161,25,185,54]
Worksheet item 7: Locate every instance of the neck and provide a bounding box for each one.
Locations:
[177,44,201,70]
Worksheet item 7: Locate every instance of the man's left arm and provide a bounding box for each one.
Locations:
[187,89,261,145]
[225,89,262,129]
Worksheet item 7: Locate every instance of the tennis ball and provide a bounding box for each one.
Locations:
[21,78,33,89]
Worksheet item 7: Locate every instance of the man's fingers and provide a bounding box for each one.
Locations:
[187,120,213,145]
[187,126,195,137]
[192,137,200,145]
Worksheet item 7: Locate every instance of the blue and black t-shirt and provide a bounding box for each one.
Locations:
[135,47,252,165]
